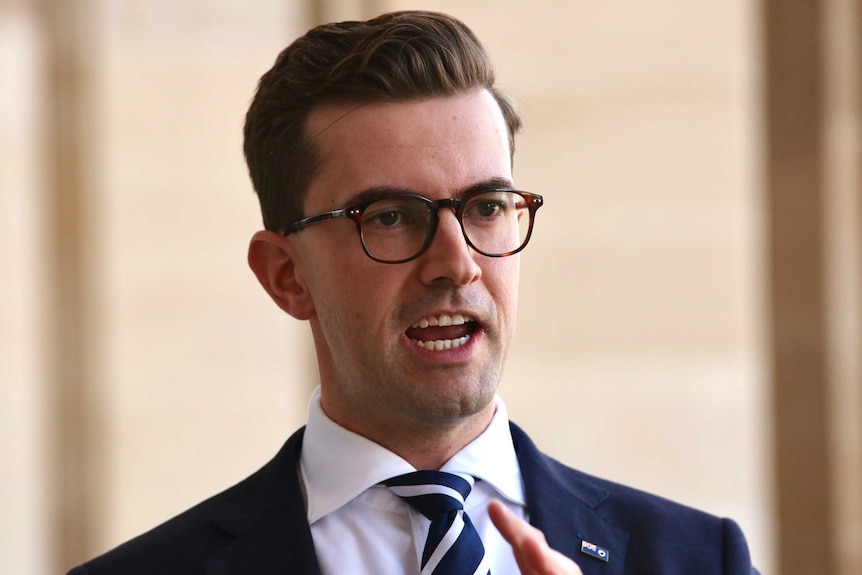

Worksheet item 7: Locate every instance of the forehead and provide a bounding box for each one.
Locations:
[304,91,512,209]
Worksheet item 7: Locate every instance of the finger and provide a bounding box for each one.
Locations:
[488,500,582,575]
[488,500,537,570]
[488,500,525,545]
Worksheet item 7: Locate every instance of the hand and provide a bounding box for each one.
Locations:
[488,500,583,575]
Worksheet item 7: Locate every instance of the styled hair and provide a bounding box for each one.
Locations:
[243,10,522,231]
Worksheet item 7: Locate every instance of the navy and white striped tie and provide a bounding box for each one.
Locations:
[385,471,490,575]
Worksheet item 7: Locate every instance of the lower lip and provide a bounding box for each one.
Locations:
[403,329,481,361]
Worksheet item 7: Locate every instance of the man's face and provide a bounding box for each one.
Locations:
[292,90,519,439]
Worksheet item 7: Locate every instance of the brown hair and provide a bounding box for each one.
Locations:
[243,10,522,232]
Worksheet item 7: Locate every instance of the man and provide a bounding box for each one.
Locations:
[69,11,758,575]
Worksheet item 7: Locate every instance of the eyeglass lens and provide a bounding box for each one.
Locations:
[358,191,532,263]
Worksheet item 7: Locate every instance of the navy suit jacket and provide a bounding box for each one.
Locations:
[68,423,758,574]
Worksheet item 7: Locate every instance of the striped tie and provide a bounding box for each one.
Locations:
[385,470,490,575]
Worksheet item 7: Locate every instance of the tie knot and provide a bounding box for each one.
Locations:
[384,471,474,519]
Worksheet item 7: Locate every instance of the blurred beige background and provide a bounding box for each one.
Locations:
[2,1,860,574]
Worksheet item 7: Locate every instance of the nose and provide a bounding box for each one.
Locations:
[418,209,482,286]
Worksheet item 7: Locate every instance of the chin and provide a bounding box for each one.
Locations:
[414,383,497,424]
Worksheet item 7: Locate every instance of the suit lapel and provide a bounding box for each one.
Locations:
[205,519,319,575]
[511,423,629,575]
[205,429,322,575]
[200,423,630,575]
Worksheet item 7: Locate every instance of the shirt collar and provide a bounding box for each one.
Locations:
[300,387,525,523]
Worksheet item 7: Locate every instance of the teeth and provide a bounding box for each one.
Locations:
[411,334,471,351]
[412,313,472,329]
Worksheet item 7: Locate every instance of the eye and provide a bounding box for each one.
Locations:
[369,209,403,227]
[474,200,503,218]
[361,197,428,231]
[465,193,511,220]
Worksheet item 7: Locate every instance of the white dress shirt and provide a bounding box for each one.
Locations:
[300,387,528,574]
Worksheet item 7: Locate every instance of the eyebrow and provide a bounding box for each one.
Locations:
[343,177,516,206]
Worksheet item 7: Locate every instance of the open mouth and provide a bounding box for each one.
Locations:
[405,313,479,351]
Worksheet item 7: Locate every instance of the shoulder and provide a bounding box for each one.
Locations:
[511,420,728,529]
[509,422,757,573]
[67,430,306,575]
[583,470,755,573]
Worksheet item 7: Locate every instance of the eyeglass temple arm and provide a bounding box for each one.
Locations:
[284,208,351,234]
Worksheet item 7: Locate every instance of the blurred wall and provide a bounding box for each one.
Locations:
[2,3,49,574]
[2,1,860,574]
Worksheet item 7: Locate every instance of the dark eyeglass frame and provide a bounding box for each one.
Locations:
[281,188,543,264]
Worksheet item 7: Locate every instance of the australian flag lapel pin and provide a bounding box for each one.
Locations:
[580,539,610,562]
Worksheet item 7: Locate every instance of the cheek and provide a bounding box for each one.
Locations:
[326,262,406,323]
[489,256,520,295]
[482,257,520,323]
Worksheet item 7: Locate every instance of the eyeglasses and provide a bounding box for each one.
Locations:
[282,188,543,264]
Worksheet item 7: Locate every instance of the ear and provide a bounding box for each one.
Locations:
[247,230,315,320]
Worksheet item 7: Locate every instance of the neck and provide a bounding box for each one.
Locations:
[323,401,497,470]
